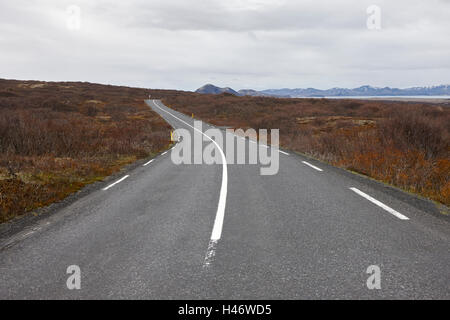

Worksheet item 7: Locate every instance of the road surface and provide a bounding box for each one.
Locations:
[1,100,449,299]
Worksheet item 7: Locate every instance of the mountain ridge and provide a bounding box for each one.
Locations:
[195,84,450,98]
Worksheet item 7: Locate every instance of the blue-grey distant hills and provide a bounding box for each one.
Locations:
[195,84,450,98]
[195,84,289,97]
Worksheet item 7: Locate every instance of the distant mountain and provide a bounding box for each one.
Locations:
[237,89,265,96]
[195,84,239,95]
[195,84,450,98]
[237,89,289,97]
[261,85,450,98]
[195,85,288,97]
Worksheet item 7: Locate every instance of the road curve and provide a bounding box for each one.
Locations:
[0,100,449,299]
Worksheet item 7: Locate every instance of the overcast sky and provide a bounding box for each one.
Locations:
[1,0,449,91]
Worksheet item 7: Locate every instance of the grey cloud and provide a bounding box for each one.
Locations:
[0,0,449,90]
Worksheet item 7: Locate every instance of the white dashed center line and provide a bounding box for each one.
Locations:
[149,100,228,268]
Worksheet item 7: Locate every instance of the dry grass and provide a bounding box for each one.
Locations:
[162,93,450,206]
[0,79,175,223]
[1,81,447,223]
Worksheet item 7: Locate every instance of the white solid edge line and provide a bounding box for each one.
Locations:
[161,151,167,156]
[143,159,154,166]
[103,175,130,191]
[150,100,228,242]
[349,187,409,220]
[302,161,323,172]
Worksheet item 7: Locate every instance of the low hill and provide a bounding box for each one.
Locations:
[195,84,239,95]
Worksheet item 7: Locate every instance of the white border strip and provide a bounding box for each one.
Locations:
[103,175,129,191]
[350,187,409,220]
[143,159,154,166]
[230,133,289,155]
[302,161,323,172]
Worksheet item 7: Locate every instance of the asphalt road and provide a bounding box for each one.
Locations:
[1,100,449,299]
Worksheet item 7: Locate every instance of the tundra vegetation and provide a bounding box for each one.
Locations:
[162,93,449,207]
[1,80,448,223]
[0,79,173,223]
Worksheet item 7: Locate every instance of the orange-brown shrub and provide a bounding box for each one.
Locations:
[0,79,175,222]
[163,93,450,206]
